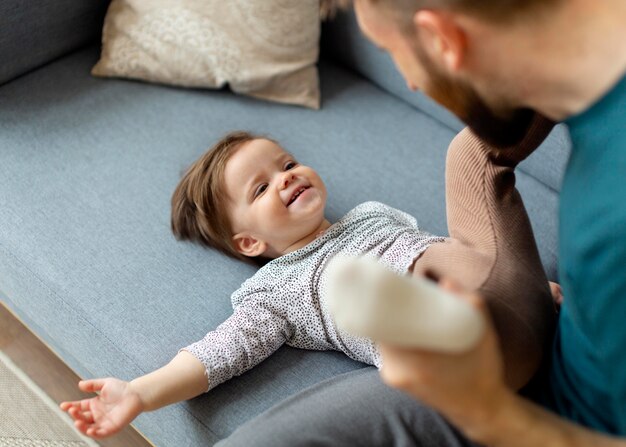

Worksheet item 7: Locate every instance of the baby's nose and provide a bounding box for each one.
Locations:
[282,174,296,189]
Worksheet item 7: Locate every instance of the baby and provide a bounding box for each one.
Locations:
[61,127,559,439]
[171,132,446,379]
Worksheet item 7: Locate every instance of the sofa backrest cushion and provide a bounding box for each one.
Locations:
[321,10,464,130]
[321,10,571,193]
[0,0,110,85]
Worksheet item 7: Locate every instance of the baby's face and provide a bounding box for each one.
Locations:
[224,139,327,258]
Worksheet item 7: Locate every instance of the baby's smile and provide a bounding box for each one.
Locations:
[286,185,311,207]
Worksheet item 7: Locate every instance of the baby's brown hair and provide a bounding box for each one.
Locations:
[171,131,266,262]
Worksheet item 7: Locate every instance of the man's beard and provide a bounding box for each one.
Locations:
[415,46,535,148]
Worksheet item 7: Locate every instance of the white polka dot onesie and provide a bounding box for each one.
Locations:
[183,202,444,391]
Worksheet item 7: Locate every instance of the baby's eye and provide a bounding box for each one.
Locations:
[254,183,268,198]
[284,161,297,170]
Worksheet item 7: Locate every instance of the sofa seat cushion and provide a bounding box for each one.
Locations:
[0,45,559,445]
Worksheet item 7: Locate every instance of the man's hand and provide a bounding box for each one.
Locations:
[549,281,563,307]
[60,378,144,439]
[378,280,511,438]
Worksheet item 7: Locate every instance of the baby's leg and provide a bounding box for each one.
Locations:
[413,115,558,390]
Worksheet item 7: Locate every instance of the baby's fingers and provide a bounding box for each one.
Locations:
[75,419,104,438]
[78,378,106,393]
[61,399,96,424]
[79,420,117,439]
[87,421,118,439]
[74,419,94,436]
[68,406,94,424]
[59,401,73,411]
[60,399,89,414]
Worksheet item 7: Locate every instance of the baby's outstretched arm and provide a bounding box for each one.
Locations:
[60,351,207,439]
[61,294,289,439]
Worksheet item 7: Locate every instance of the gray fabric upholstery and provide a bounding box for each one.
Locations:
[321,11,464,131]
[0,0,109,85]
[0,35,565,447]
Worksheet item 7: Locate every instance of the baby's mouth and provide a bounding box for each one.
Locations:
[287,186,310,207]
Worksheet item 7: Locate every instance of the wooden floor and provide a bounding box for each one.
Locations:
[0,301,154,447]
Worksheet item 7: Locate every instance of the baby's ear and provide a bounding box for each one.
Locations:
[232,233,267,258]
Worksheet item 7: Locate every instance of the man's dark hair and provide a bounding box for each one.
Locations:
[322,0,561,23]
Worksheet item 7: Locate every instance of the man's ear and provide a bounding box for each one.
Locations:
[232,233,267,258]
[413,10,466,72]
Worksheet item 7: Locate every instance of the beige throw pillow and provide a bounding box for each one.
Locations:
[92,0,321,109]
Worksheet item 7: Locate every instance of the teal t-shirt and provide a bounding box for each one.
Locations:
[549,74,626,435]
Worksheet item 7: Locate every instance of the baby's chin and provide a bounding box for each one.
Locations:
[291,207,325,230]
[264,211,329,258]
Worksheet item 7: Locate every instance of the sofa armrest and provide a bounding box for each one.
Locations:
[0,0,110,85]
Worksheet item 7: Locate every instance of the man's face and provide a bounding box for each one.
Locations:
[354,0,534,148]
[224,139,328,257]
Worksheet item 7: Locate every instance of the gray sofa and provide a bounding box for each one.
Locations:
[0,2,570,446]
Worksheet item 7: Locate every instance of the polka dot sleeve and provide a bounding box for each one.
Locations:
[182,295,293,392]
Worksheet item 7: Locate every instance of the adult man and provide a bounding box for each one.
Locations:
[220,0,626,445]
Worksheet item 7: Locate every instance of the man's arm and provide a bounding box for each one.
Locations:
[479,390,626,447]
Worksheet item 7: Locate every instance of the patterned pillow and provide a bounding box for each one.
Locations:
[92,0,321,109]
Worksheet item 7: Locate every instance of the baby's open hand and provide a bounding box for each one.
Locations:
[60,377,144,439]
